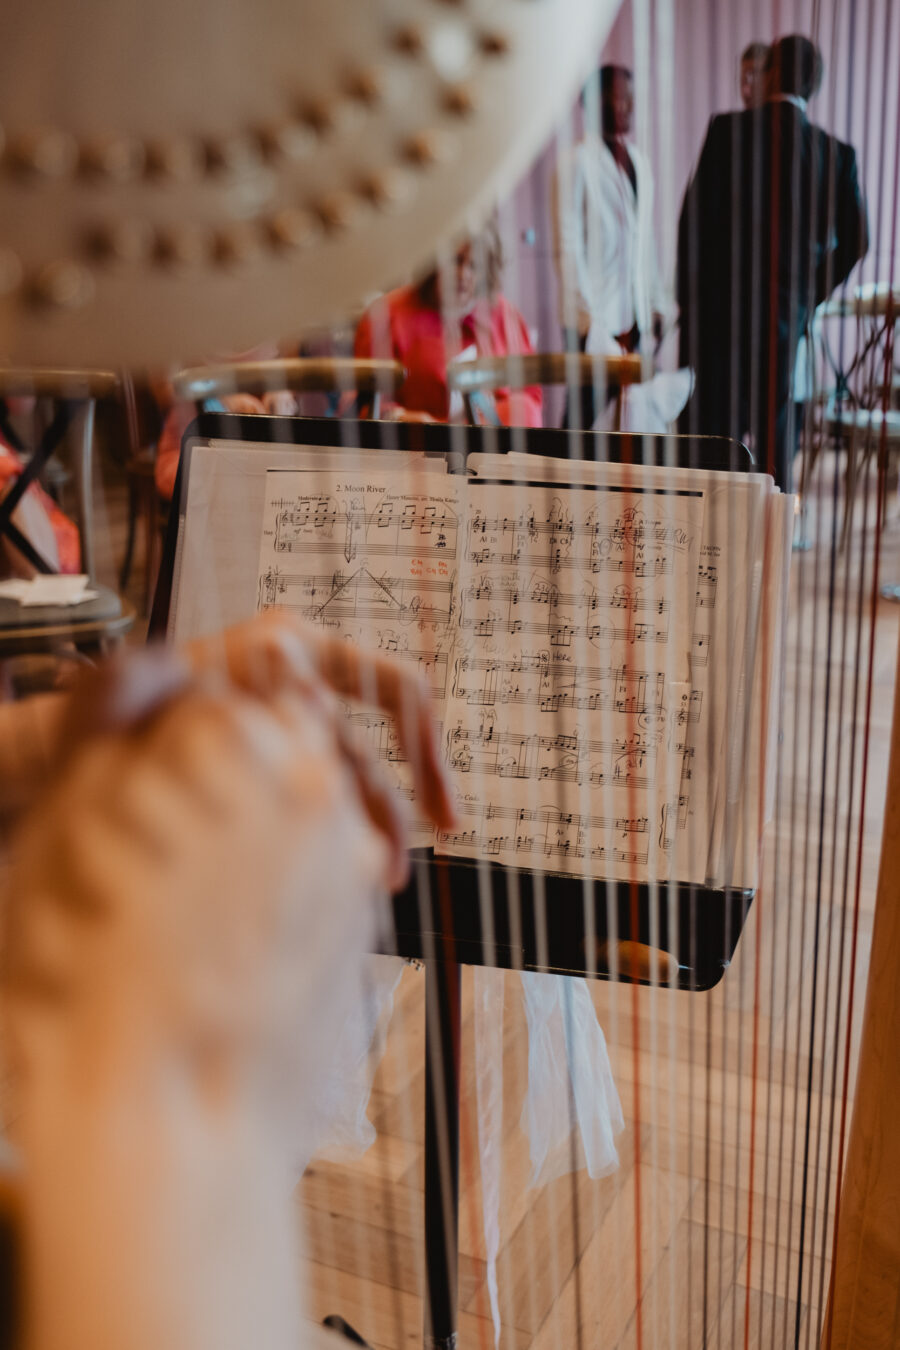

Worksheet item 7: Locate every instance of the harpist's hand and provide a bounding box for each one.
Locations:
[0,610,455,875]
[6,648,394,1059]
[3,651,393,1350]
[186,610,457,870]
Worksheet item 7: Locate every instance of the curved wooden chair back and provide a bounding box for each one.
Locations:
[172,358,405,406]
[446,351,646,395]
[447,351,647,429]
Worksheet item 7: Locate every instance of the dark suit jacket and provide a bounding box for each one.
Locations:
[677,101,868,469]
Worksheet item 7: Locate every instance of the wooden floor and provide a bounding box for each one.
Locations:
[279,455,900,1350]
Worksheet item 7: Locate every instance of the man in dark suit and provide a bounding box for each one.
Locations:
[677,35,868,488]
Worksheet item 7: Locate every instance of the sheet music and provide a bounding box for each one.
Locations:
[436,478,704,881]
[726,489,794,886]
[171,441,443,643]
[256,467,462,843]
[178,442,786,888]
[475,454,778,887]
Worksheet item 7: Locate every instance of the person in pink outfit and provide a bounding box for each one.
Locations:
[354,226,542,427]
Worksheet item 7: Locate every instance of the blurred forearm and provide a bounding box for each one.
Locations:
[0,694,67,818]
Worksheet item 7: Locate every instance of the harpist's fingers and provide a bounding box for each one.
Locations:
[56,647,194,763]
[309,632,457,831]
[332,716,411,892]
[187,612,456,831]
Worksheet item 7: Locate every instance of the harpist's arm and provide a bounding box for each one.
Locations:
[0,694,67,818]
[2,646,407,1350]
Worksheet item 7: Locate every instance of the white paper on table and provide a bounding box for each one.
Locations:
[0,574,98,606]
[0,580,29,601]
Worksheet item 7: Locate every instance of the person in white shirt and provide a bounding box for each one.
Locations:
[553,64,673,429]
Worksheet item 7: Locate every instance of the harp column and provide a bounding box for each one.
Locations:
[827,627,900,1347]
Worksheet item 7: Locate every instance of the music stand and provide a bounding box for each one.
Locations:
[150,413,757,1350]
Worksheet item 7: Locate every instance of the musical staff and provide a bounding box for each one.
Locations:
[447,720,660,789]
[468,545,675,577]
[465,497,692,578]
[458,573,670,645]
[451,653,668,717]
[259,566,455,631]
[467,503,693,551]
[463,576,669,613]
[273,495,458,563]
[438,801,651,867]
[696,566,718,607]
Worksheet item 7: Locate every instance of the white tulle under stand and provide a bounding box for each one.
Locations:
[306,957,624,1346]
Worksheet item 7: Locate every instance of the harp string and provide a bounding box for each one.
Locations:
[653,0,685,1341]
[775,3,827,1338]
[347,299,416,1350]
[782,0,836,1339]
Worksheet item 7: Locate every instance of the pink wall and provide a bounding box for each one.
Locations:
[504,0,900,379]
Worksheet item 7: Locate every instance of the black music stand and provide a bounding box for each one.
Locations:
[151,415,757,1350]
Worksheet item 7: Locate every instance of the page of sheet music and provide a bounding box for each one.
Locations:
[255,467,461,844]
[172,442,443,644]
[436,477,705,882]
[475,454,780,887]
[190,444,785,888]
[726,489,794,886]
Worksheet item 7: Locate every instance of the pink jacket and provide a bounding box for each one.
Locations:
[355,286,542,426]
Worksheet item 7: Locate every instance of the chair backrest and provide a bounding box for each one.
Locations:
[446,351,648,429]
[446,351,646,395]
[819,282,900,319]
[171,357,405,407]
[0,367,118,581]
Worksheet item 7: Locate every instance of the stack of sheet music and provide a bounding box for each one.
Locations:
[173,442,793,890]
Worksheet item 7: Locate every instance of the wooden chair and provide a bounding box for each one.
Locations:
[809,286,900,547]
[0,368,135,660]
[822,403,900,547]
[122,358,406,617]
[446,351,647,428]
